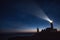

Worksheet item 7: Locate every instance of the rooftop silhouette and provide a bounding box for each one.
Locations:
[41,22,57,32]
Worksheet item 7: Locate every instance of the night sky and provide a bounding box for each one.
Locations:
[1,0,60,32]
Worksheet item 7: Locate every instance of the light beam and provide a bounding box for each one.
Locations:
[32,8,52,23]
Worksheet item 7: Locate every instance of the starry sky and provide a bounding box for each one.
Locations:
[1,0,60,32]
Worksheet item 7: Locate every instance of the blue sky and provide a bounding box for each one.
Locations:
[1,0,60,32]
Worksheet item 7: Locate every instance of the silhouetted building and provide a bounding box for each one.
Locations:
[41,22,57,32]
[37,27,39,32]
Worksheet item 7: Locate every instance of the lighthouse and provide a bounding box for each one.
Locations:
[50,22,53,29]
[49,20,53,29]
[37,27,39,33]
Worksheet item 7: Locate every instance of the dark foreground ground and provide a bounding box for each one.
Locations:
[8,32,60,40]
[1,32,60,40]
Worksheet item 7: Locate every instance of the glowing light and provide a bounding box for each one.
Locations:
[49,20,53,23]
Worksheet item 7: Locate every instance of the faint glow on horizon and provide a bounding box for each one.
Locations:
[14,27,46,32]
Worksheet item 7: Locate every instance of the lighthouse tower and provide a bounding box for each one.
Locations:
[50,22,53,29]
[37,27,39,33]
